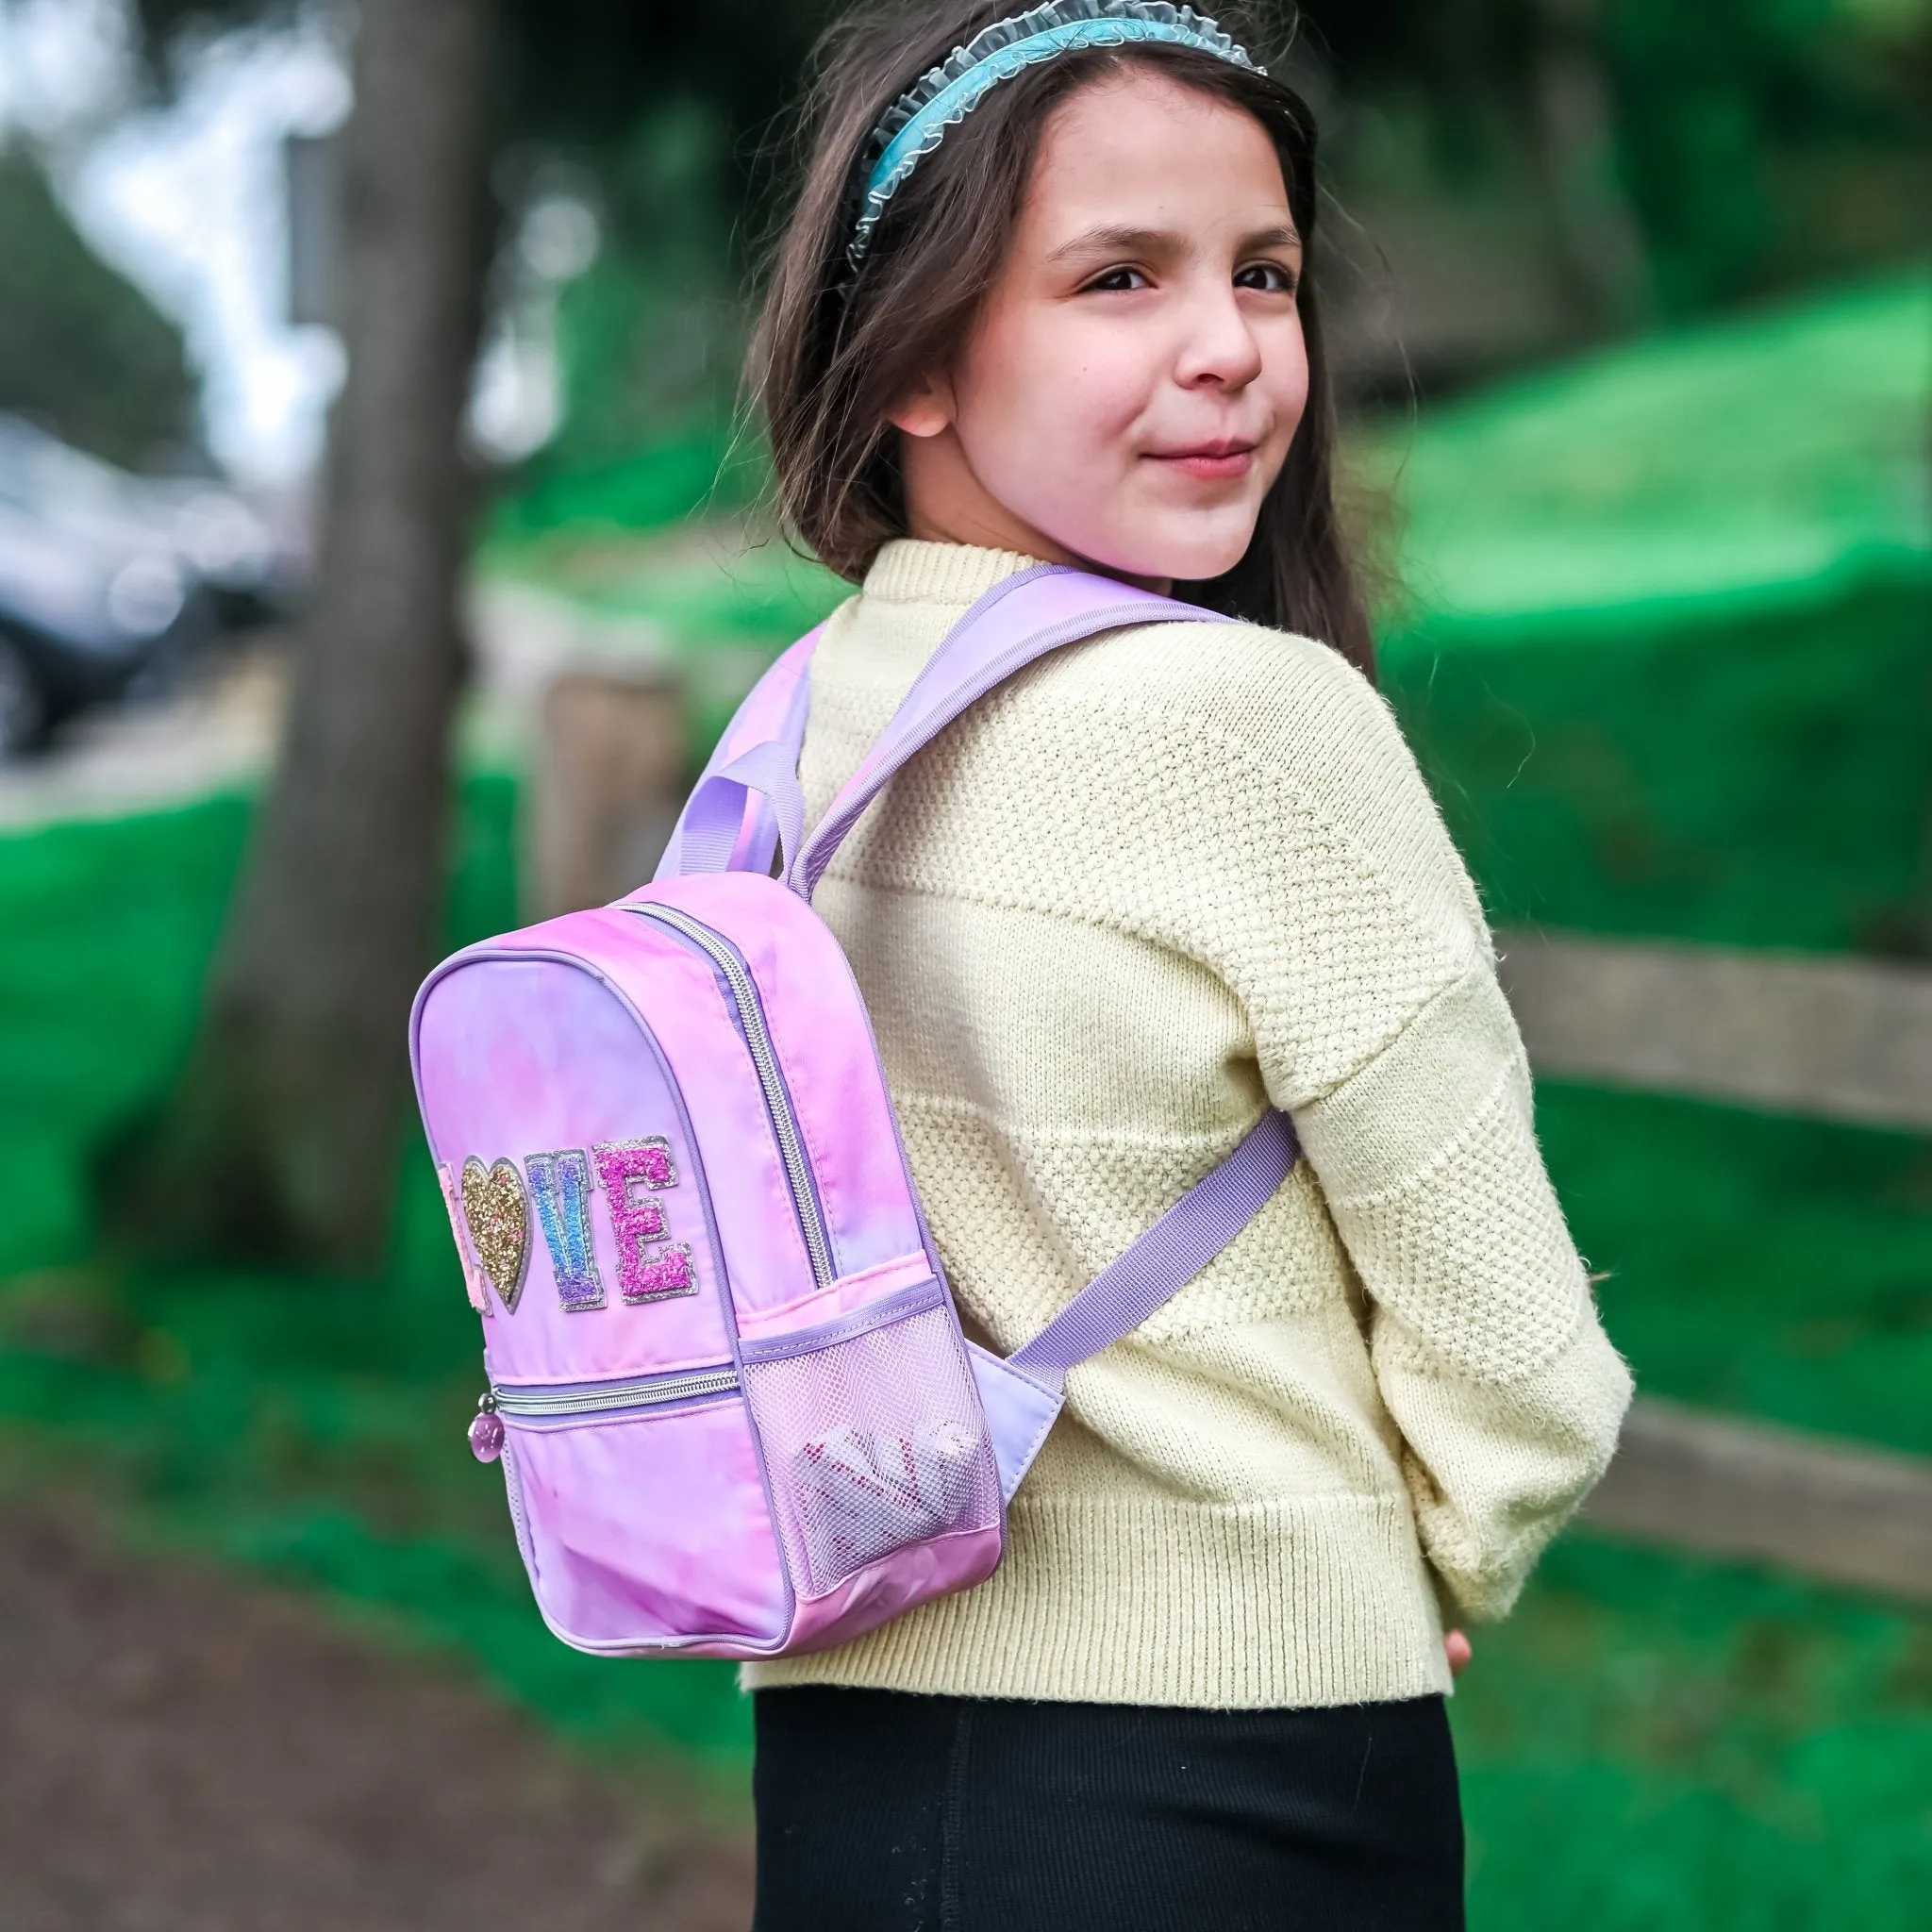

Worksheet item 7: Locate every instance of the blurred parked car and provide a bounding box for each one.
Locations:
[0,414,293,756]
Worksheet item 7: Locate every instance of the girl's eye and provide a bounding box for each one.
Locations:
[1082,265,1151,293]
[1235,261,1299,295]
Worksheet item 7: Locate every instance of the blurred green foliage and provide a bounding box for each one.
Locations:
[519,103,749,505]
[492,435,756,542]
[1373,272,1932,953]
[490,101,775,542]
[1374,275,1928,617]
[1307,0,1928,330]
[1605,0,1931,316]
[0,150,195,465]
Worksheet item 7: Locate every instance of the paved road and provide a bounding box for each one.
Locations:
[0,583,668,832]
[0,645,286,830]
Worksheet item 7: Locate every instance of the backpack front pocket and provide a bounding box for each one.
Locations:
[493,1370,790,1653]
[740,1292,1002,1598]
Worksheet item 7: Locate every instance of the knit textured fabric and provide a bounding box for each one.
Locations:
[743,541,1632,1708]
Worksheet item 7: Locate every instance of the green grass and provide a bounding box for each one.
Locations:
[1541,1084,1932,1457]
[3,785,1929,1916]
[1458,1539,1932,1928]
[1382,573,1932,954]
[1371,272,1929,626]
[491,434,758,543]
[1365,273,1932,956]
[0,794,247,1270]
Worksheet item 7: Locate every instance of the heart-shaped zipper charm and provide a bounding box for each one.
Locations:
[468,1395,505,1463]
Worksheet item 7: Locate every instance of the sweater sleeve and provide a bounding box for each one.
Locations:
[1196,640,1634,1622]
[1292,969,1633,1620]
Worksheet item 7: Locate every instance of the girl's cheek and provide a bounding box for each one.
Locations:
[1053,341,1160,450]
[962,308,1157,486]
[987,378,1127,476]
[1267,318,1312,419]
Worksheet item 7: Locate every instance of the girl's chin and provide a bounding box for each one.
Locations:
[1069,524,1257,587]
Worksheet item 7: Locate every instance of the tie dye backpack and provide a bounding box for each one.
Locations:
[409,565,1298,1659]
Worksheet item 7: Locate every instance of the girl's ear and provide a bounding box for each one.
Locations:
[890,371,955,439]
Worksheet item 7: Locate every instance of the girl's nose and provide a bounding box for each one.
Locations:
[1174,285,1265,391]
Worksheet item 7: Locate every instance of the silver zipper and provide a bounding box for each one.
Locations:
[491,1365,740,1420]
[630,904,837,1290]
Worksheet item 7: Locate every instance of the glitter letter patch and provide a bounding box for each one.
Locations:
[592,1138,694,1306]
[525,1149,605,1312]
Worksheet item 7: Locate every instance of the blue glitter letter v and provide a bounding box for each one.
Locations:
[525,1150,605,1311]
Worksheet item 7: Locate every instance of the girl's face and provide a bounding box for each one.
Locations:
[891,67,1307,587]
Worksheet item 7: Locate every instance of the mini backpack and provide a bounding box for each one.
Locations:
[409,565,1298,1659]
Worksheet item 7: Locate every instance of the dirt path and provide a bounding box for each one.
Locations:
[0,1510,753,1931]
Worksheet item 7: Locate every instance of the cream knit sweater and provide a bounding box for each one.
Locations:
[744,540,1631,1709]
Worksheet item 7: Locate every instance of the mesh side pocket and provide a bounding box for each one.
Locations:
[742,1307,1001,1597]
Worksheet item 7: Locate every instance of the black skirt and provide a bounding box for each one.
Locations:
[753,1686,1464,1932]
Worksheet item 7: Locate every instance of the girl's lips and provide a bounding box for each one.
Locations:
[1147,442,1257,480]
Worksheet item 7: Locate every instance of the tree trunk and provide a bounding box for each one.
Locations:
[1526,0,1650,336]
[123,0,499,1272]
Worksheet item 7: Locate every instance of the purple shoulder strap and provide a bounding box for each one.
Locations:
[653,622,822,883]
[1009,1108,1297,1380]
[660,564,1297,1372]
[791,564,1207,898]
[659,566,1208,891]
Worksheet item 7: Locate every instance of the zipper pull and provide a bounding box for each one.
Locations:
[468,1391,505,1463]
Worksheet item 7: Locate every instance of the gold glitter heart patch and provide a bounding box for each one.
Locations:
[460,1157,530,1312]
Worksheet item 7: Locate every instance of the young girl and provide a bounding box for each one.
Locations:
[741,4,1631,1924]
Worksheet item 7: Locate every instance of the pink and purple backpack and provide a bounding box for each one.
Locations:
[409,566,1298,1659]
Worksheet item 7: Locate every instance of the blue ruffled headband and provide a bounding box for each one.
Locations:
[847,1,1262,271]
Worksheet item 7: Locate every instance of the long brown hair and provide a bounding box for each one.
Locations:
[750,1,1374,677]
